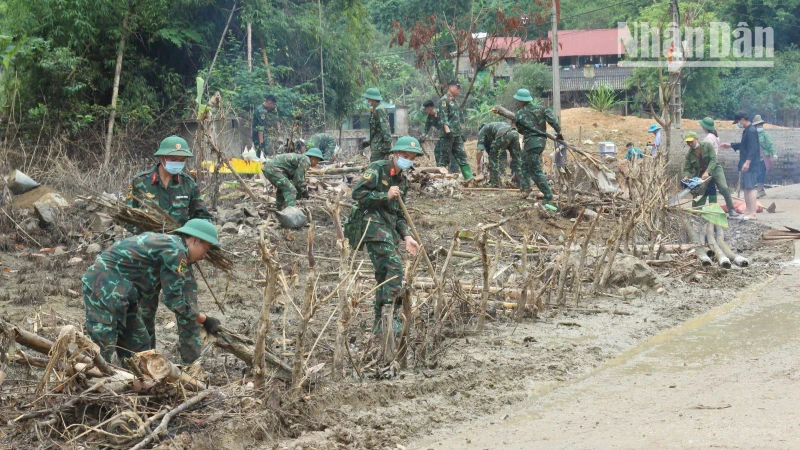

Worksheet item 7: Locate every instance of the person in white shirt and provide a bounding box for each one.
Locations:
[699,117,719,154]
[647,124,662,157]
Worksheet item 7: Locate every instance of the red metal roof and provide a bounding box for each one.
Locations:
[544,29,630,57]
[484,28,630,59]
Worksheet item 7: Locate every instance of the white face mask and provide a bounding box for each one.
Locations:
[396,157,413,170]
[163,160,185,174]
[756,127,764,133]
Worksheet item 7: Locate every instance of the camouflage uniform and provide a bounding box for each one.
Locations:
[252,103,272,158]
[82,233,202,364]
[437,94,468,173]
[515,103,561,200]
[351,161,411,323]
[126,165,212,350]
[309,133,337,160]
[422,112,447,167]
[682,140,736,212]
[368,105,393,162]
[477,122,526,188]
[261,153,310,210]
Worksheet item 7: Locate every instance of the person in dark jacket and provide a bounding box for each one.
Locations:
[721,111,762,220]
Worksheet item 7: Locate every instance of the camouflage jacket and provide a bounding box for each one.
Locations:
[682,141,720,179]
[368,105,393,152]
[437,94,463,136]
[309,133,337,159]
[477,122,514,151]
[82,232,199,332]
[515,103,561,150]
[262,153,310,190]
[422,112,443,137]
[351,160,411,244]
[126,165,213,229]
[252,103,271,142]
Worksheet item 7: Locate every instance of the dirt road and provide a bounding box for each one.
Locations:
[414,242,800,449]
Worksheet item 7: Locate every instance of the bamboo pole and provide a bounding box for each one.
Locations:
[332,200,352,378]
[397,197,441,316]
[293,212,317,392]
[476,231,490,332]
[514,234,529,322]
[253,228,278,389]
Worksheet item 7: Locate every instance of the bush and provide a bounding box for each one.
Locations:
[586,84,620,113]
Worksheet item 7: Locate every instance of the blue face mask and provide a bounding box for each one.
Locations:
[396,157,413,170]
[163,160,185,175]
[756,127,764,133]
[736,123,744,129]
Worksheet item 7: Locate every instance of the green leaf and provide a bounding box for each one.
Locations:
[195,77,204,106]
[699,204,729,228]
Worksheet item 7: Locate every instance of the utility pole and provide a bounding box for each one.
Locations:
[669,0,682,128]
[551,0,561,119]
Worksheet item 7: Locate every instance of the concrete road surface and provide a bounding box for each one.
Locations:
[414,245,800,449]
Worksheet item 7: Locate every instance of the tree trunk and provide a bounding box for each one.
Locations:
[103,13,128,167]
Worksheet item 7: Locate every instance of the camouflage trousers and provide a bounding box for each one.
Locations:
[440,134,468,172]
[365,241,405,321]
[521,146,552,200]
[489,130,527,189]
[262,168,297,210]
[82,277,150,364]
[434,139,460,174]
[370,145,392,163]
[254,138,271,158]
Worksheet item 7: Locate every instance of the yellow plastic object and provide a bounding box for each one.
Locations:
[201,158,263,174]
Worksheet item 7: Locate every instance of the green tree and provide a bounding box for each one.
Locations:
[496,61,551,110]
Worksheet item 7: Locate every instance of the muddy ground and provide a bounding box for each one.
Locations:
[0,158,794,449]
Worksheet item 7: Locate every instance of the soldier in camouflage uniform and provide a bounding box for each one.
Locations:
[126,136,214,351]
[438,80,474,180]
[477,122,527,188]
[351,136,422,333]
[420,99,447,167]
[253,95,278,158]
[82,219,222,364]
[261,148,324,210]
[359,88,393,162]
[513,88,563,201]
[308,133,338,160]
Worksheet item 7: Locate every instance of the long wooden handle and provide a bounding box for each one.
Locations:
[397,197,440,292]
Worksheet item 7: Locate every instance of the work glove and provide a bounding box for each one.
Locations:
[556,133,565,141]
[359,141,371,150]
[299,189,310,200]
[202,316,222,335]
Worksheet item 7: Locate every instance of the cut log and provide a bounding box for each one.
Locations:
[212,327,292,381]
[413,280,523,300]
[308,166,365,175]
[491,105,516,122]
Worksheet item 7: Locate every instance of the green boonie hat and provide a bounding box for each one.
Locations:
[448,79,461,87]
[362,88,383,101]
[154,136,194,157]
[699,117,715,132]
[304,147,325,160]
[174,219,219,246]
[391,136,424,155]
[513,88,534,102]
[684,131,699,142]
